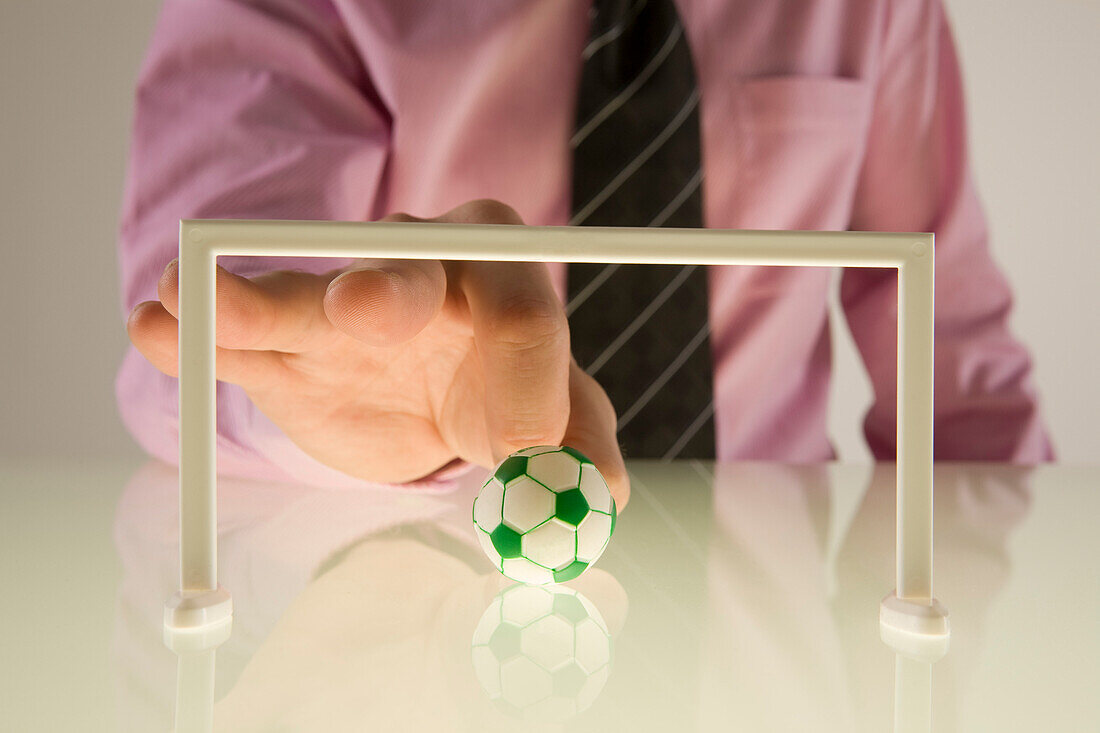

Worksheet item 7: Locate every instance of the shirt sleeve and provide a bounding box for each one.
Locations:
[841,0,1053,461]
[115,0,462,488]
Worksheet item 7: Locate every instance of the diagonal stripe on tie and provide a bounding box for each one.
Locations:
[582,0,649,59]
[571,23,683,148]
[569,87,699,225]
[566,263,620,315]
[616,322,711,430]
[566,169,702,317]
[569,0,715,459]
[584,265,697,375]
[663,401,715,459]
[648,168,702,227]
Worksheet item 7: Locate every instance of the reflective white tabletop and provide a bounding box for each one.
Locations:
[2,460,1097,731]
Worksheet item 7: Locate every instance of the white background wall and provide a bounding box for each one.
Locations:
[1,2,156,461]
[828,0,1100,463]
[1,0,1096,463]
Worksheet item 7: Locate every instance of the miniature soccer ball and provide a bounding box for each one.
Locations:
[471,583,612,722]
[472,446,617,584]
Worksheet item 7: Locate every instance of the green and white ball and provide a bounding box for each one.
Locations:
[472,446,617,584]
[471,583,612,721]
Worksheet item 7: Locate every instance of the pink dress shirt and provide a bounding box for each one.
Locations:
[116,0,1052,488]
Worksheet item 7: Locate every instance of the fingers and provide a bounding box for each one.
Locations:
[436,198,524,226]
[126,301,184,376]
[324,259,447,346]
[414,199,572,462]
[323,201,529,350]
[457,260,571,461]
[157,260,337,352]
[126,300,286,388]
[322,207,460,346]
[562,362,630,509]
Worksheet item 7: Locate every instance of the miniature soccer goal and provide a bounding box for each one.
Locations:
[166,220,949,652]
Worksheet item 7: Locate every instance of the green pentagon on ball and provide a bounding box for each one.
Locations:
[490,524,523,559]
[554,488,589,526]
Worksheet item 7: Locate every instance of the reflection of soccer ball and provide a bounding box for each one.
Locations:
[472,446,617,584]
[471,583,612,722]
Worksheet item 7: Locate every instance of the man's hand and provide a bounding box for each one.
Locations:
[127,200,629,506]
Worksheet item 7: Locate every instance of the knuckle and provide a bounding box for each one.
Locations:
[381,212,420,223]
[399,260,444,303]
[214,272,274,349]
[611,478,631,509]
[594,381,619,428]
[488,294,568,352]
[156,262,179,301]
[601,458,629,492]
[498,411,568,448]
[465,198,523,224]
[126,301,166,339]
[574,366,620,430]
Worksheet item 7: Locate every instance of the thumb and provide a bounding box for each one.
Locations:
[561,361,630,510]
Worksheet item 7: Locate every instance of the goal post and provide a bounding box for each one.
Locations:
[166,219,948,655]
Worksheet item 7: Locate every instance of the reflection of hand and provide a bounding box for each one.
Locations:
[127,199,628,505]
[210,536,625,731]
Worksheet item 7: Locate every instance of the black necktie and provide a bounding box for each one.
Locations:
[568,0,715,459]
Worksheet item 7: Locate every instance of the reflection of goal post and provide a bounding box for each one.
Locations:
[165,220,949,652]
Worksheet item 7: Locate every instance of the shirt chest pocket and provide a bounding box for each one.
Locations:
[717,76,873,229]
